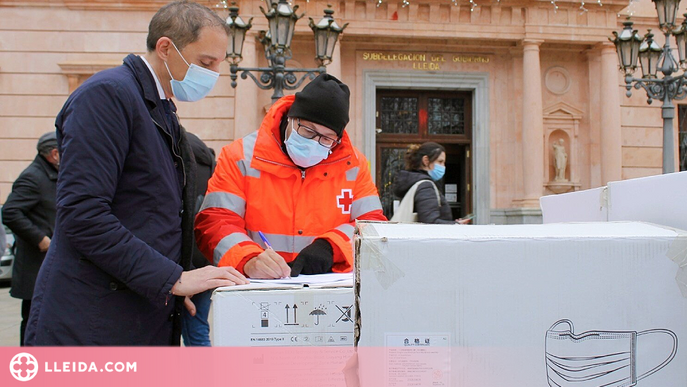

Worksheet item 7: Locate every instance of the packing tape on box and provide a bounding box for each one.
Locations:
[357,223,405,290]
[665,227,687,298]
[600,186,608,212]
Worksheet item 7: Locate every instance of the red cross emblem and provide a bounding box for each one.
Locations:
[337,189,353,214]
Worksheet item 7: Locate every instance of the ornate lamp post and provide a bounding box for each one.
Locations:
[225,1,347,103]
[611,0,687,174]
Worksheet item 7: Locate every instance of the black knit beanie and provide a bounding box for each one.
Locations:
[287,73,350,136]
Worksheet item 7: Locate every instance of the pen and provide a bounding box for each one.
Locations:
[258,231,273,249]
[258,231,290,279]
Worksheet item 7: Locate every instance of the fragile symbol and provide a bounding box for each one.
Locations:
[336,305,353,323]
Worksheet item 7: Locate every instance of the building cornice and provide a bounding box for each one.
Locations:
[0,0,169,11]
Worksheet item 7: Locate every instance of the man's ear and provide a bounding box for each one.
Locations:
[155,37,173,62]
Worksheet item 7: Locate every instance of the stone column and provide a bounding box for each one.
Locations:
[599,43,623,184]
[234,33,259,140]
[519,39,545,207]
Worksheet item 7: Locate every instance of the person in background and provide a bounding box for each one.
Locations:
[0,189,7,280]
[24,1,247,346]
[2,132,59,345]
[392,142,470,224]
[182,131,215,346]
[195,74,387,279]
[0,210,6,266]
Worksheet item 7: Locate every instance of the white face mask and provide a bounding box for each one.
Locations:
[285,119,331,168]
[545,319,677,387]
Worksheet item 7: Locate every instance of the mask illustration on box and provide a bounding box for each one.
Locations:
[545,319,677,387]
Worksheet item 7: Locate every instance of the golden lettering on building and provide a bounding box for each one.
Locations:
[453,56,490,63]
[362,52,489,70]
[362,52,426,62]
[412,62,441,71]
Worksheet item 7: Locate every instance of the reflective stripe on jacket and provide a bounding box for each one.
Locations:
[195,95,386,274]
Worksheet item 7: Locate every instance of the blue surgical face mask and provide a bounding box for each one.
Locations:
[428,163,445,181]
[285,120,331,168]
[164,41,219,102]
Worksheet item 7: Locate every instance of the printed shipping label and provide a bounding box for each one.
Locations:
[385,334,450,387]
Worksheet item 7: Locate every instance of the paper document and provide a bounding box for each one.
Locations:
[249,272,353,286]
[216,272,354,291]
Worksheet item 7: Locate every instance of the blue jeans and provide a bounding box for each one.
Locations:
[181,289,212,346]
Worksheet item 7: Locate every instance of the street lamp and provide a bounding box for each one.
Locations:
[225,1,347,103]
[611,2,687,174]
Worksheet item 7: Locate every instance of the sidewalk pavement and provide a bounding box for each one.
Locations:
[0,285,21,347]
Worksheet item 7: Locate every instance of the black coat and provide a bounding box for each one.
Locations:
[2,155,57,300]
[24,54,197,346]
[392,170,455,224]
[186,131,215,269]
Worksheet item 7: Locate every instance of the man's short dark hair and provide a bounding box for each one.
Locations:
[146,1,228,52]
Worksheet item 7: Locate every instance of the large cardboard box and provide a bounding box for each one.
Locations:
[540,186,607,223]
[541,171,687,230]
[355,222,687,386]
[212,278,355,347]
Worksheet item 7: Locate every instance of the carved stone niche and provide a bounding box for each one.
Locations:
[543,102,583,194]
[58,61,121,93]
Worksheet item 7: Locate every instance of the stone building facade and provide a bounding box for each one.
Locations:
[0,0,673,224]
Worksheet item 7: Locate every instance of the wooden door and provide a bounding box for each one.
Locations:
[375,89,473,220]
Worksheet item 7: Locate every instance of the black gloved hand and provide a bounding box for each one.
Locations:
[289,238,334,277]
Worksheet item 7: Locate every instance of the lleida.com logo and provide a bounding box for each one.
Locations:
[9,352,38,382]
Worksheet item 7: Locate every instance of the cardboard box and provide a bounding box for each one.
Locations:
[541,171,687,231]
[355,222,687,387]
[212,281,355,347]
[540,186,607,223]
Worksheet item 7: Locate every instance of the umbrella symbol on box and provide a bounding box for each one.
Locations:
[310,308,327,325]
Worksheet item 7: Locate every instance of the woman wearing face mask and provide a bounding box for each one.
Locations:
[392,142,469,224]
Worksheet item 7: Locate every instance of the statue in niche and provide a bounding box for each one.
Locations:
[552,139,568,182]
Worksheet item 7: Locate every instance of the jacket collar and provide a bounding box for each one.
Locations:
[252,95,357,177]
[123,54,173,135]
[34,154,58,181]
[123,54,161,107]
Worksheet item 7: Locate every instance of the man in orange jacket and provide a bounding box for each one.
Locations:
[195,74,386,278]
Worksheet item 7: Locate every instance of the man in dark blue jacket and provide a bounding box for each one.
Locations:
[25,1,247,346]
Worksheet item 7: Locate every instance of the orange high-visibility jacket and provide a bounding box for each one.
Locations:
[195,95,387,274]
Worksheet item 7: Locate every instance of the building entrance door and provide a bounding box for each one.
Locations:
[375,89,473,220]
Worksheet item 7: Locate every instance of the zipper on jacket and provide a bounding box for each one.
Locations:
[318,154,351,166]
[152,118,186,187]
[254,156,304,177]
[254,154,350,177]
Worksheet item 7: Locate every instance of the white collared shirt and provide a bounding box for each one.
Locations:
[140,56,167,100]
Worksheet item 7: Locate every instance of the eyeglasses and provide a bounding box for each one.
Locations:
[293,119,341,149]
